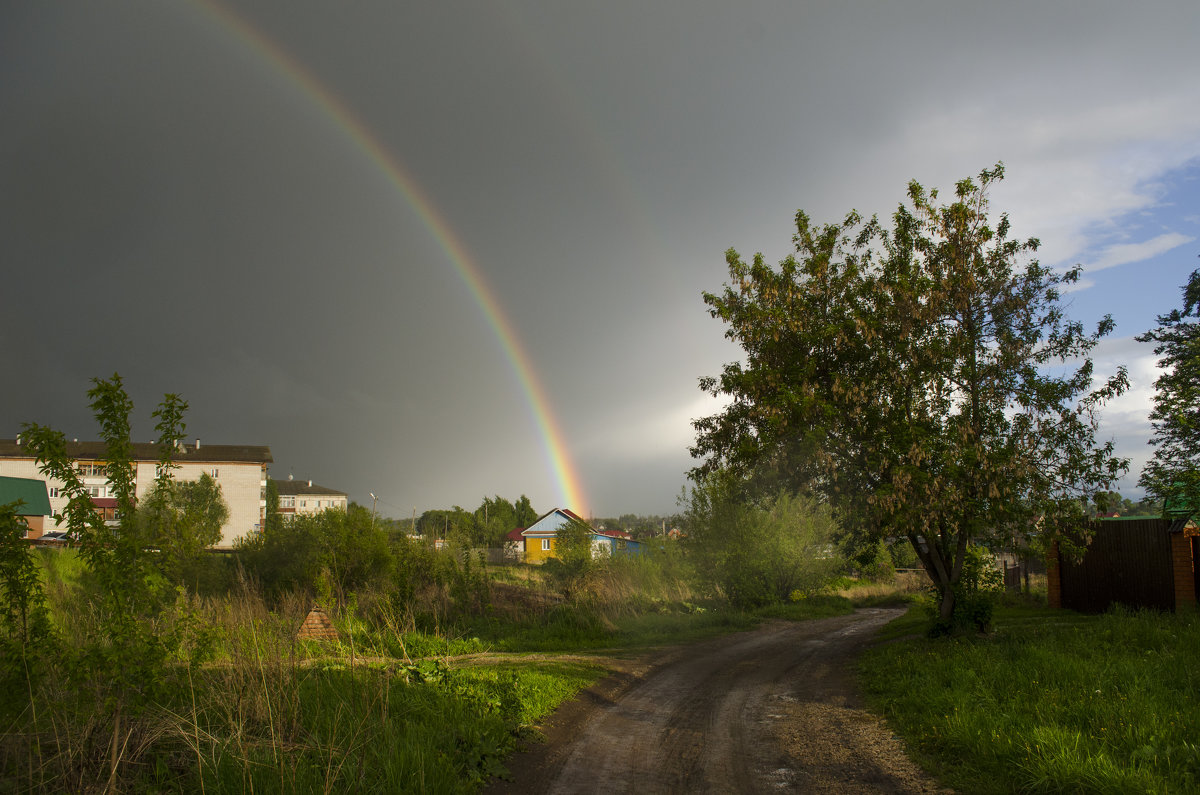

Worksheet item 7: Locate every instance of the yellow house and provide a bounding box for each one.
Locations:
[520,508,589,563]
[516,509,643,563]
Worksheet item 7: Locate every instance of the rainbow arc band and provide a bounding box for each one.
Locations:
[194,0,586,513]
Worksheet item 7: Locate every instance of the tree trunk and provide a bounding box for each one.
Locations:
[937,583,956,623]
[909,532,957,625]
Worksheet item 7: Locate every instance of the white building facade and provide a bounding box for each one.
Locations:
[275,477,348,519]
[0,438,272,548]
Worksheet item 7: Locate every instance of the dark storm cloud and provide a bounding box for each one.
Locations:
[3,1,1199,515]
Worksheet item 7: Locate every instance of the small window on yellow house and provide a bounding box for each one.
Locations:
[541,538,551,551]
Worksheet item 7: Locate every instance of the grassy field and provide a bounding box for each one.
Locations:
[3,548,863,793]
[859,602,1200,794]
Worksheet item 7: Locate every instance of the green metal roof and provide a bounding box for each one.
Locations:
[0,476,52,516]
[1163,490,1194,519]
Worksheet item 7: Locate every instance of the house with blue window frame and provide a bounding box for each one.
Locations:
[519,508,643,562]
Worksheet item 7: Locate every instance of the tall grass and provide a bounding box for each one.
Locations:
[2,564,604,793]
[860,604,1200,793]
[6,541,867,792]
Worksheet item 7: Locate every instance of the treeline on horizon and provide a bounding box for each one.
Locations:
[316,485,683,549]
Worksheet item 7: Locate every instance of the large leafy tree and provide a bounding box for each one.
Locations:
[693,165,1129,624]
[1137,267,1200,515]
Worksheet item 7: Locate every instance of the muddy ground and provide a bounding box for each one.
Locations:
[486,608,951,794]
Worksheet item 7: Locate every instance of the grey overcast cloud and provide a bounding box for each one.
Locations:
[3,1,1199,518]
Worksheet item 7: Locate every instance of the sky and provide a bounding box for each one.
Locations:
[2,1,1199,519]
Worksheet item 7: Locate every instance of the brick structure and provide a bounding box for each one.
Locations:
[1171,529,1197,612]
[297,606,340,641]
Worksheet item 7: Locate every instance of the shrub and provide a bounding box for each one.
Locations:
[684,476,843,608]
[927,545,1005,635]
[238,504,393,600]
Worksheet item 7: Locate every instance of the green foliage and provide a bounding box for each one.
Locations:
[237,504,393,600]
[0,504,56,718]
[542,518,598,600]
[389,533,442,604]
[1138,268,1200,517]
[1085,490,1162,518]
[842,536,896,582]
[414,495,538,548]
[19,375,203,711]
[684,475,842,608]
[693,164,1129,626]
[596,512,680,540]
[263,476,281,533]
[924,546,1004,635]
[138,472,229,588]
[447,548,491,615]
[860,606,1200,793]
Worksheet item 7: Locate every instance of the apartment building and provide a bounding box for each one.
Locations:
[275,476,348,519]
[0,438,272,548]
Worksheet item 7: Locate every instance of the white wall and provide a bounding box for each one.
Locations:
[1,456,266,548]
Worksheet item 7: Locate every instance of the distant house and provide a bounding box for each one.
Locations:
[0,475,52,539]
[592,527,642,557]
[520,508,643,563]
[0,438,271,548]
[504,526,526,561]
[275,476,348,519]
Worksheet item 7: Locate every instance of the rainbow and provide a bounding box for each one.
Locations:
[192,1,587,514]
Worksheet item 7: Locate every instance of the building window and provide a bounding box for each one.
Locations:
[78,463,107,477]
[280,496,295,508]
[210,468,219,478]
[300,500,307,508]
[541,538,551,551]
[49,487,59,498]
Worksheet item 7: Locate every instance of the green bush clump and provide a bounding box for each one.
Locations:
[924,545,1005,636]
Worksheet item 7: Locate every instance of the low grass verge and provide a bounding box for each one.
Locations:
[181,659,602,793]
[464,594,856,653]
[859,603,1200,793]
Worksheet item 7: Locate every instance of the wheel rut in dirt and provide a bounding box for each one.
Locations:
[488,607,949,794]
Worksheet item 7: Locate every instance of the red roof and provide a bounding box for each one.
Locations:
[596,528,633,540]
[505,527,525,542]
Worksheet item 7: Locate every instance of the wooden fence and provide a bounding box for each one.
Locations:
[1049,518,1196,613]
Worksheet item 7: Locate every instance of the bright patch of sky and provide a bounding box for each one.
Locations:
[1056,161,1200,497]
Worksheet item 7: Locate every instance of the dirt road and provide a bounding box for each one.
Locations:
[488,608,948,794]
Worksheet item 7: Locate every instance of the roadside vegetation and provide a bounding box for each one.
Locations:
[860,602,1200,793]
[1,375,870,793]
[3,539,862,793]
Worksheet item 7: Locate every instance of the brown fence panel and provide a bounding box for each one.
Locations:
[1058,519,1175,612]
[1003,563,1023,591]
